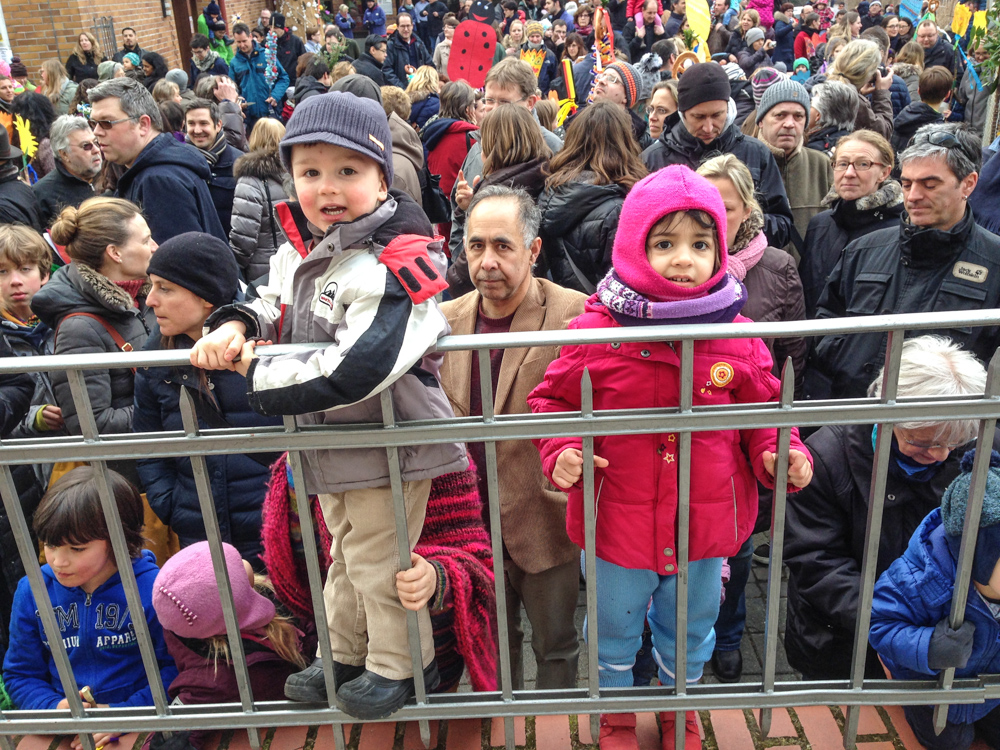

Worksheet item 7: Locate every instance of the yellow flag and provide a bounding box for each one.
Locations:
[685,0,712,51]
[951,3,971,37]
[974,10,987,31]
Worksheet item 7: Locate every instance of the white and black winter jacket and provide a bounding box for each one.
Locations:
[206,191,468,494]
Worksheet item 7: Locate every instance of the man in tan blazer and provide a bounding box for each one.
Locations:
[439,185,587,689]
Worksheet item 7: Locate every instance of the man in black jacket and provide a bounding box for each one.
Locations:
[643,62,794,248]
[813,123,1000,399]
[383,13,431,88]
[916,20,958,74]
[272,13,307,87]
[184,99,245,238]
[89,77,226,243]
[111,27,146,64]
[32,116,100,228]
[354,35,388,86]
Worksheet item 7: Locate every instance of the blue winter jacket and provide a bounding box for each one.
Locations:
[364,5,387,37]
[335,12,356,37]
[870,508,1000,725]
[132,330,281,566]
[888,73,912,118]
[3,550,178,710]
[229,41,291,121]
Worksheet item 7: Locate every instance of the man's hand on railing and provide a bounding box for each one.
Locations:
[553,448,610,489]
[190,320,248,371]
[396,552,436,611]
[762,449,813,488]
[927,618,976,671]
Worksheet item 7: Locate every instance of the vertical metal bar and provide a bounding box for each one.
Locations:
[758,358,795,739]
[0,464,96,750]
[67,365,169,745]
[843,330,904,750]
[283,417,346,750]
[674,339,694,750]
[580,368,600,744]
[178,390,260,750]
[932,349,1000,733]
[380,389,430,747]
[478,349,515,750]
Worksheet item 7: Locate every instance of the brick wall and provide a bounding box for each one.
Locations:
[4,0,267,78]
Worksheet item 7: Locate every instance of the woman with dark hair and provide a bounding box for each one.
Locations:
[133,233,282,569]
[561,32,587,62]
[538,101,646,292]
[158,101,186,142]
[64,31,104,84]
[10,92,57,179]
[141,51,169,93]
[880,14,905,54]
[68,77,98,118]
[446,104,552,296]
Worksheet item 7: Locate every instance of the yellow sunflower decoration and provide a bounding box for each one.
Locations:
[14,115,37,161]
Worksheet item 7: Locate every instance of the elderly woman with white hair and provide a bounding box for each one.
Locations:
[826,38,894,138]
[784,335,989,681]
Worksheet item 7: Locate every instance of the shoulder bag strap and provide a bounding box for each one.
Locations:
[55,312,136,375]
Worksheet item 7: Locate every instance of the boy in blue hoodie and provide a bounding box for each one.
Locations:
[3,466,177,750]
[870,449,1000,750]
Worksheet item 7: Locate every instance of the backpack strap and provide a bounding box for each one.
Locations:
[55,312,136,375]
[378,234,448,305]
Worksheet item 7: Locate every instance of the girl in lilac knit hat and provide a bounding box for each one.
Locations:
[529,165,814,750]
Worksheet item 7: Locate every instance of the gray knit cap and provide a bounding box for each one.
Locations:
[745,27,766,46]
[280,91,393,186]
[941,450,1000,585]
[165,69,189,92]
[757,78,811,123]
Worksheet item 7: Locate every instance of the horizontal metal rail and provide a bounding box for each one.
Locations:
[1,310,999,750]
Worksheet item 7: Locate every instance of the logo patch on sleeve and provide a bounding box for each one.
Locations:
[319,281,339,309]
[953,261,989,283]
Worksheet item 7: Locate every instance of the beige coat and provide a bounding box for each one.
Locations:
[439,277,586,574]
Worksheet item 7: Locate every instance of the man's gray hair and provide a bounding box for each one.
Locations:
[89,77,163,132]
[899,122,981,181]
[464,185,541,251]
[869,335,987,446]
[810,81,859,131]
[49,115,92,155]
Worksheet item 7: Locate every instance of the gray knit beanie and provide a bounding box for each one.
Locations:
[745,27,766,46]
[941,450,1000,586]
[280,90,393,186]
[757,78,811,123]
[165,69,189,92]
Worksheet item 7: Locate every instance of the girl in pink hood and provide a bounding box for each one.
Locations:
[528,165,813,750]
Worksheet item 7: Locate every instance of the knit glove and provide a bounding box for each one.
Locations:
[927,618,976,670]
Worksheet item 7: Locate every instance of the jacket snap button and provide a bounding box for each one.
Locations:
[182,374,188,379]
[664,548,672,556]
[611,342,621,349]
[664,563,675,572]
[887,494,895,501]
[641,349,651,357]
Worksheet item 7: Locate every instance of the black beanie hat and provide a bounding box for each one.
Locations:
[677,62,732,113]
[146,232,239,308]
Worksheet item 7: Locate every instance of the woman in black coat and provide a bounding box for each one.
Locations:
[141,51,169,93]
[784,336,988,680]
[538,101,646,293]
[800,129,903,317]
[64,32,103,83]
[132,233,282,569]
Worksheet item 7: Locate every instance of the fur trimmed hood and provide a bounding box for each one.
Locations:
[233,149,287,183]
[822,178,904,209]
[75,263,150,311]
[32,261,150,330]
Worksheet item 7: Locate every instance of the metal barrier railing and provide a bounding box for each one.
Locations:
[0,309,999,750]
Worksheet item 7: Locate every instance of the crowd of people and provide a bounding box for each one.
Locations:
[0,0,996,747]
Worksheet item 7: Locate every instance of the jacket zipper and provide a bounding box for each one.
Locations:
[731,477,738,545]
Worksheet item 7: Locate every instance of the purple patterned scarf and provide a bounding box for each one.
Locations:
[596,269,747,326]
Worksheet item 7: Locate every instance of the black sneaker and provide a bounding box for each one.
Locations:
[336,661,440,720]
[710,648,743,683]
[284,658,366,702]
[752,543,771,566]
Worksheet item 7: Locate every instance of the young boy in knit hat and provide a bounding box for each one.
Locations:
[871,449,1000,750]
[190,91,467,720]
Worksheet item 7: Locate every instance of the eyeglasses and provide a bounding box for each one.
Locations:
[482,96,527,106]
[645,105,672,117]
[597,72,623,86]
[898,432,964,451]
[833,159,884,172]
[88,116,137,131]
[78,141,100,152]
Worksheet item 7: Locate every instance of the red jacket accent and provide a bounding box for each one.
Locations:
[528,302,811,571]
[427,121,479,198]
[794,30,815,60]
[380,234,449,304]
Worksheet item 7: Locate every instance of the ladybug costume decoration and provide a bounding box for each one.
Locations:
[448,0,498,87]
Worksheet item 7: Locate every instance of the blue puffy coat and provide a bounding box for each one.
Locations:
[364,5,387,36]
[409,93,439,130]
[132,330,282,567]
[229,41,291,121]
[870,508,1000,725]
[3,550,177,710]
[887,73,912,118]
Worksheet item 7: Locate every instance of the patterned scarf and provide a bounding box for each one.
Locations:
[596,269,747,326]
[192,48,221,73]
[726,209,768,281]
[187,130,228,167]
